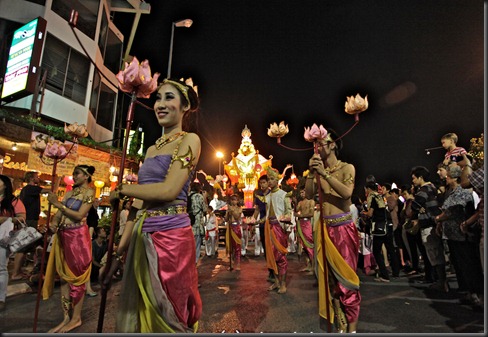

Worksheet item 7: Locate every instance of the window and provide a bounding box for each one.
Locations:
[42,34,89,104]
[89,71,115,130]
[98,12,123,74]
[51,0,100,40]
[104,28,122,74]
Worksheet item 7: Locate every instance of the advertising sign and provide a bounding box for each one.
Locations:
[1,17,47,102]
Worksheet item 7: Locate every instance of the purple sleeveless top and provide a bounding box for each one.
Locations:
[137,155,192,202]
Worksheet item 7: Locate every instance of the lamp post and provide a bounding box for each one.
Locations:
[167,18,193,78]
[216,151,224,175]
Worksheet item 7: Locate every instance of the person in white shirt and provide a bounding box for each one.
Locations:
[204,206,218,257]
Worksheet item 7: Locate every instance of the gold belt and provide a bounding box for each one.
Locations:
[146,205,187,217]
[59,222,85,230]
[323,213,353,226]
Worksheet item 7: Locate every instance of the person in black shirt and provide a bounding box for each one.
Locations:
[11,171,49,281]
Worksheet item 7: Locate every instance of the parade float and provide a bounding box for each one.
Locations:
[223,125,273,209]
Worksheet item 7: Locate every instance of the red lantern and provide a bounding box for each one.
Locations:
[63,175,74,192]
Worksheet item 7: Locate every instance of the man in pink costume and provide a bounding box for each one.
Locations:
[262,167,292,294]
[305,130,360,333]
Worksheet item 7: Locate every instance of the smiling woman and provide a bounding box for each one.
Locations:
[103,78,203,333]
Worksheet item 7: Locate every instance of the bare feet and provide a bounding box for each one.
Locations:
[277,284,287,294]
[58,318,82,333]
[235,264,241,271]
[268,282,280,291]
[48,316,70,333]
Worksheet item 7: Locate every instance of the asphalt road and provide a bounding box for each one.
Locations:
[1,245,485,334]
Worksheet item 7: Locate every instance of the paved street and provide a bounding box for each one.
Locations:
[1,245,485,334]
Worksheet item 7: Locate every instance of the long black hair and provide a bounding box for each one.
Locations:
[0,175,18,216]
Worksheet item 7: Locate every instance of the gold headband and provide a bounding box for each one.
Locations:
[162,79,190,105]
[76,166,92,177]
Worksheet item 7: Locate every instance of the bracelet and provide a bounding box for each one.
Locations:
[321,171,331,179]
[113,251,123,261]
[306,175,314,179]
[61,205,67,212]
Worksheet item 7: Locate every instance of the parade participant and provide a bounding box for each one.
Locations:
[296,188,315,273]
[105,78,202,332]
[41,165,96,333]
[225,194,243,270]
[0,175,26,311]
[204,206,218,257]
[262,167,292,294]
[305,129,360,333]
[252,175,271,270]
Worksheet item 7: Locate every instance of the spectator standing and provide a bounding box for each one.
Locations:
[87,226,108,296]
[0,175,26,311]
[460,155,484,271]
[410,166,445,290]
[12,171,49,280]
[434,165,482,299]
[364,182,400,281]
[400,184,431,277]
[189,182,207,265]
[118,199,132,237]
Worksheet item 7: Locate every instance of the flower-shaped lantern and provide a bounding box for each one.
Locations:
[116,56,160,98]
[345,93,368,122]
[267,121,289,143]
[31,133,50,154]
[304,123,329,155]
[43,139,68,159]
[64,122,88,141]
[286,173,299,189]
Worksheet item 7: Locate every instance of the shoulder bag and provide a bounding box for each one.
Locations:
[6,218,43,253]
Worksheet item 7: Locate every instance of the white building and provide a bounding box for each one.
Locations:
[0,0,150,143]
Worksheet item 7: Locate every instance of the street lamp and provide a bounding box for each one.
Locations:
[216,151,224,175]
[167,18,193,78]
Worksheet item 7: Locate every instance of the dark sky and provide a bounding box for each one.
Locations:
[114,0,484,196]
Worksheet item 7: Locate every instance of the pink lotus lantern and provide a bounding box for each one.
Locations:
[116,56,160,98]
[43,140,68,159]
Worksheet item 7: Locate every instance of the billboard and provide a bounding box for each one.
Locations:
[1,17,47,102]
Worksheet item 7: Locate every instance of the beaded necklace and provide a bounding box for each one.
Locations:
[155,132,186,150]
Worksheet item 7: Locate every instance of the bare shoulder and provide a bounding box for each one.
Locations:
[181,132,201,148]
[341,162,356,174]
[145,144,157,158]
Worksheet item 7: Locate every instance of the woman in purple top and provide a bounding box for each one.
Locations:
[108,78,202,333]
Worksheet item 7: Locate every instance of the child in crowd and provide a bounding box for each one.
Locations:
[441,133,468,166]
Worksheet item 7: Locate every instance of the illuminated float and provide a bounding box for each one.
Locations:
[223,125,272,208]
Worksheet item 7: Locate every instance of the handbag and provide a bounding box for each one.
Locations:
[6,219,43,253]
[0,217,15,249]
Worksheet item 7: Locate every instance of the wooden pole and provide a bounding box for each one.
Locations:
[314,142,332,333]
[33,157,57,332]
[97,91,136,332]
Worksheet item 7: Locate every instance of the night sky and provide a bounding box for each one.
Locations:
[114,0,484,196]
